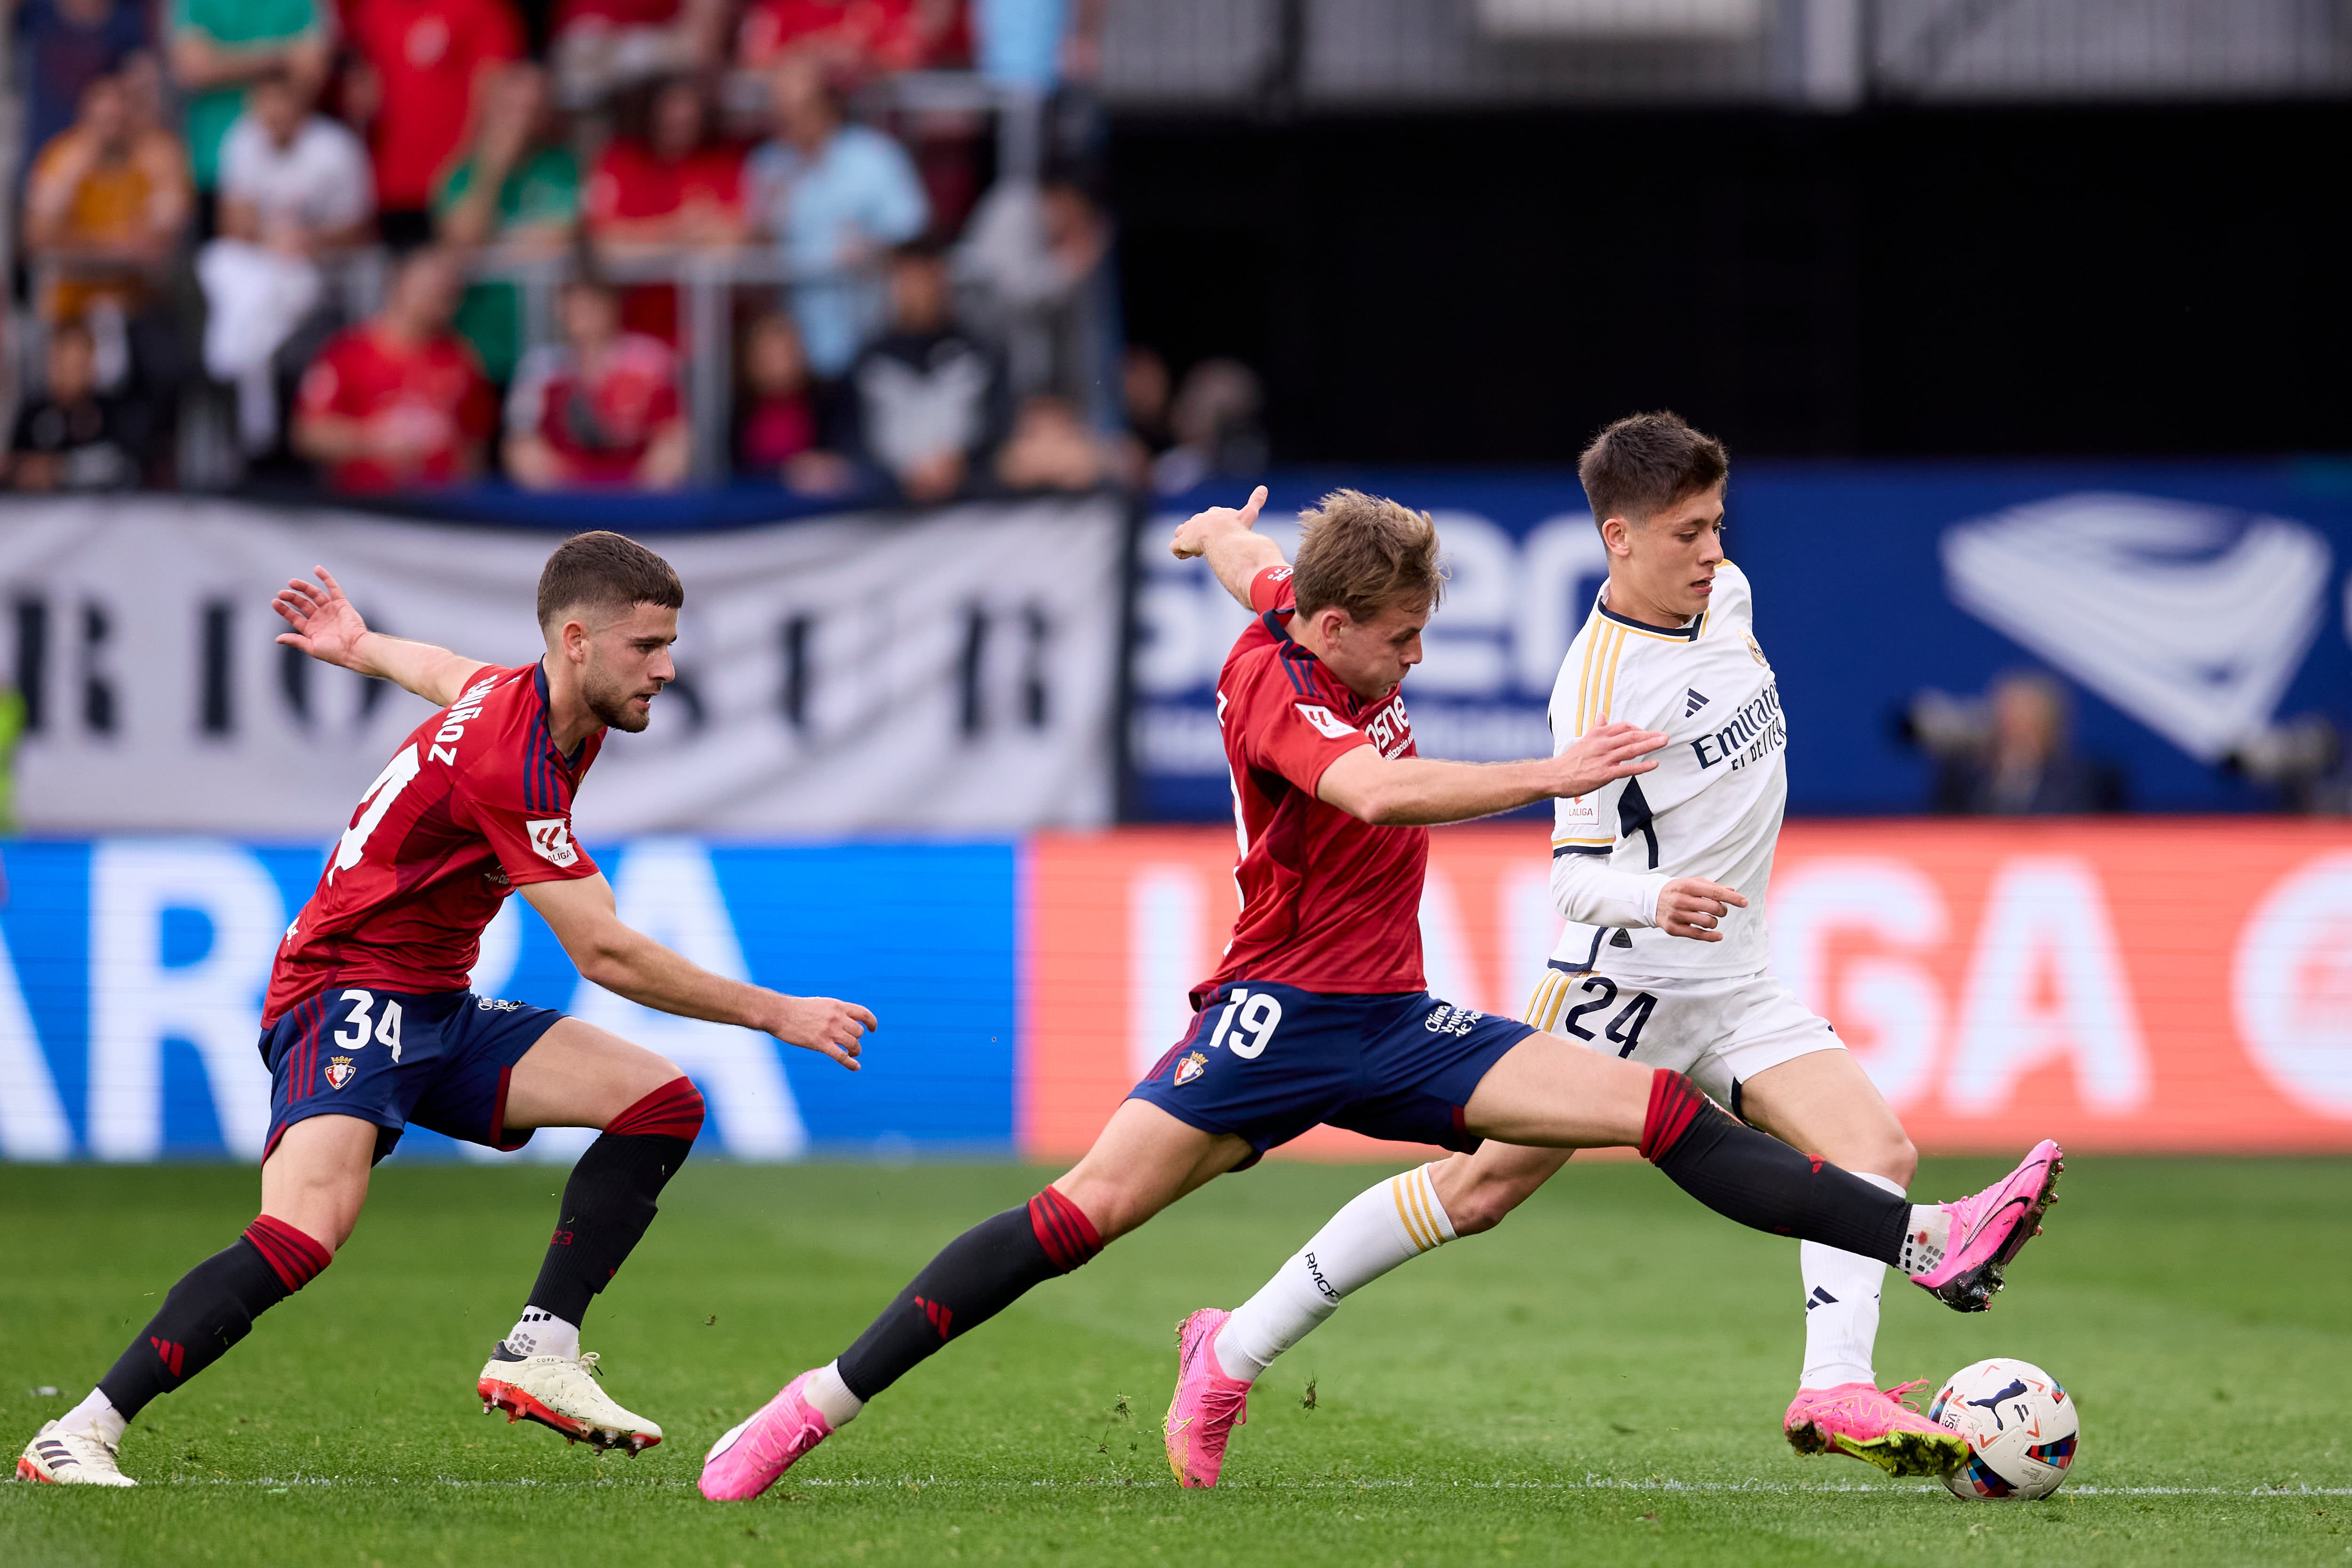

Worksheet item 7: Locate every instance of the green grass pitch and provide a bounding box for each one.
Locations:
[3,1156,2347,1567]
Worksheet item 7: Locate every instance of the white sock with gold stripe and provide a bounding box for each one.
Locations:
[1214,1163,1457,1384]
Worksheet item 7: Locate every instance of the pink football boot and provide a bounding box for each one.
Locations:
[1164,1308,1252,1489]
[699,1369,834,1502]
[1785,1380,1966,1476]
[1908,1139,2064,1312]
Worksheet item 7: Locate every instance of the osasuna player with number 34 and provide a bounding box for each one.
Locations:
[18,533,879,1488]
[699,481,2061,1504]
[1171,414,2064,1487]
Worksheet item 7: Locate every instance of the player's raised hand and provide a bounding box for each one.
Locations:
[1549,719,1667,798]
[770,995,880,1071]
[1657,878,1749,941]
[1169,484,1268,559]
[272,566,371,669]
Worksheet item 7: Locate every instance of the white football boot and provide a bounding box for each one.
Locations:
[17,1421,137,1486]
[478,1350,663,1454]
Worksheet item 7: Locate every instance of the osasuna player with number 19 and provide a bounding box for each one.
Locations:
[699,484,2060,1504]
[17,533,878,1488]
[1172,414,2064,1487]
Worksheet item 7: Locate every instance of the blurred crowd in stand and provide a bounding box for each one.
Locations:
[0,0,1277,501]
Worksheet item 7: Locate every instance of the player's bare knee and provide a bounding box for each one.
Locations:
[1876,1133,1918,1189]
[1829,1128,1916,1189]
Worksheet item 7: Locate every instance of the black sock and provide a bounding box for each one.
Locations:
[513,1079,703,1337]
[518,1133,690,1329]
[1640,1070,1909,1265]
[98,1217,331,1421]
[836,1188,1103,1402]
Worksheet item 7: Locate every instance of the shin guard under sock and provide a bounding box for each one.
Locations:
[835,1187,1103,1402]
[1640,1070,1910,1266]
[96,1216,331,1421]
[519,1078,703,1331]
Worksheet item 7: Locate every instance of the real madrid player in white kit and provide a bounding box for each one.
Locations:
[1180,412,1983,1480]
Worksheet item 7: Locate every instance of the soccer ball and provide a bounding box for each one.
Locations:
[1928,1358,2079,1500]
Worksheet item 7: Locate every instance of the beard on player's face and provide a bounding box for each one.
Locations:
[580,645,668,733]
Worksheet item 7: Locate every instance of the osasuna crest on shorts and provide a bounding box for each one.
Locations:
[1549,561,1789,980]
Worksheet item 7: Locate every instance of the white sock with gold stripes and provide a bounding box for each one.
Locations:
[1213,1163,1457,1384]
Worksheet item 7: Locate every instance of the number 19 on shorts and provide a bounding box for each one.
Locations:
[1208,989,1284,1059]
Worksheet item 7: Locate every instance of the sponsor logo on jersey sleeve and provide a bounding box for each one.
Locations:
[1294,702,1359,740]
[526,817,580,867]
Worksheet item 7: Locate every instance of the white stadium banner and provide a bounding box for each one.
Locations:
[0,495,1125,835]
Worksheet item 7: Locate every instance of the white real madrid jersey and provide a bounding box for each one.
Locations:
[1548,560,1788,979]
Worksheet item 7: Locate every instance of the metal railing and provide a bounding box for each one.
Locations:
[466,245,826,483]
[1098,0,2352,110]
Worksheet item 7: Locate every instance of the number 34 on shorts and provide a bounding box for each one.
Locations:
[335,988,406,1062]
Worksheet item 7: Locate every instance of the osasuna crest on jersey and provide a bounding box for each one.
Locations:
[325,1056,356,1089]
[526,818,580,867]
[1548,561,1789,980]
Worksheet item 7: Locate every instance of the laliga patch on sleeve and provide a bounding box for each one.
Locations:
[526,817,580,868]
[1295,703,1359,740]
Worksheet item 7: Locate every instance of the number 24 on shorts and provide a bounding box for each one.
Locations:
[1558,976,1656,1058]
[1208,989,1284,1059]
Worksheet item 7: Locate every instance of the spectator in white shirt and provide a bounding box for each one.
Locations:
[196,64,375,451]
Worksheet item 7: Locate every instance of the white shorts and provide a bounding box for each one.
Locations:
[1519,958,1842,1116]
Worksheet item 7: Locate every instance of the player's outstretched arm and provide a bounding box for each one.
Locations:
[1317,720,1666,826]
[271,565,490,708]
[520,876,876,1071]
[1169,485,1284,609]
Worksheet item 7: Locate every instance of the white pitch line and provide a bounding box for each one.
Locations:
[129,1474,2352,1498]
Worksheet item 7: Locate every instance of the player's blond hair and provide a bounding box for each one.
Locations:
[1291,490,1446,622]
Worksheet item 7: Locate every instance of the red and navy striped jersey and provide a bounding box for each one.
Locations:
[1195,566,1428,1007]
[262,662,605,1023]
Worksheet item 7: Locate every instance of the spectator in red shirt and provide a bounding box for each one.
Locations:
[585,73,747,340]
[503,275,688,490]
[735,0,967,77]
[343,0,522,244]
[292,245,496,489]
[585,75,748,248]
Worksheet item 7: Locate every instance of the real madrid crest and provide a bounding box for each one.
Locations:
[326,1057,356,1090]
[1173,1051,1207,1086]
[1746,633,1768,667]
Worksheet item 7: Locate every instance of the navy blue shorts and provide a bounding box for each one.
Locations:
[1127,982,1537,1165]
[260,987,567,1164]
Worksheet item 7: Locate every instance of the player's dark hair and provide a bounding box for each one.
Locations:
[1292,489,1446,622]
[536,531,684,628]
[1577,411,1729,525]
